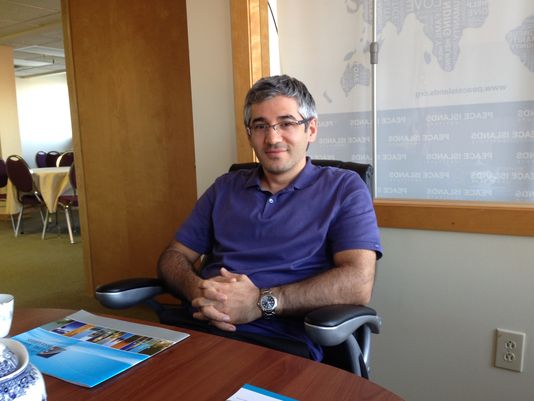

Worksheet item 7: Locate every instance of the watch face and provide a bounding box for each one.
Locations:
[260,295,276,311]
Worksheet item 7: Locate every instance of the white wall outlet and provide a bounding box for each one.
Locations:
[495,329,526,372]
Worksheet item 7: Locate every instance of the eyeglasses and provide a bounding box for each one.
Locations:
[247,118,313,137]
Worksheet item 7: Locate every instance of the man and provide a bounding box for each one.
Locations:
[158,75,382,361]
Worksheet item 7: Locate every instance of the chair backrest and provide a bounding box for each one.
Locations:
[229,159,374,193]
[35,151,47,168]
[6,155,35,193]
[69,163,77,190]
[46,151,61,167]
[57,151,74,167]
[0,159,8,188]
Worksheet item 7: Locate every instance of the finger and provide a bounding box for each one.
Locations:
[192,311,209,321]
[197,304,231,323]
[191,297,220,308]
[191,297,224,309]
[200,277,236,289]
[200,286,227,302]
[220,267,240,279]
[209,320,236,332]
[210,275,237,283]
[199,279,217,289]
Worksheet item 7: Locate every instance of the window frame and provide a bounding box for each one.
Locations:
[375,200,534,236]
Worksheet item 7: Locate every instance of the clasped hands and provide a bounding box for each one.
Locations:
[191,267,261,331]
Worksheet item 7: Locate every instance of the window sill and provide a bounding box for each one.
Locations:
[374,199,534,237]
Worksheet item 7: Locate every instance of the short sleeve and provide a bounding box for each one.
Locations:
[327,174,383,259]
[175,185,215,254]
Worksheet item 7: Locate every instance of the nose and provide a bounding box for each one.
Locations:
[264,126,282,144]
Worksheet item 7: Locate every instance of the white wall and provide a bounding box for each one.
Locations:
[370,228,534,401]
[0,45,22,159]
[15,73,72,167]
[186,0,236,196]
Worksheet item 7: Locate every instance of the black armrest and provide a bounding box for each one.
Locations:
[304,305,381,346]
[305,305,382,376]
[95,278,164,309]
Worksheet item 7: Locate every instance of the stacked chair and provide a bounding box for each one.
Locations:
[57,151,74,167]
[35,151,47,168]
[45,151,61,167]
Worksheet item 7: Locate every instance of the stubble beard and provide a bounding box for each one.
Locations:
[260,148,307,177]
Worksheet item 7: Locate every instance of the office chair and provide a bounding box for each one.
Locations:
[96,160,381,378]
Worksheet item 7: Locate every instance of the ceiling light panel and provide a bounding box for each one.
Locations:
[14,58,53,67]
[16,45,64,57]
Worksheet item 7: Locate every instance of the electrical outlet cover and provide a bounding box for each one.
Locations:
[495,329,526,373]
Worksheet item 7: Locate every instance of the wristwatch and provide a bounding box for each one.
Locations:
[257,288,278,319]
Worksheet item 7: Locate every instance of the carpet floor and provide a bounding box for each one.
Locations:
[0,208,157,323]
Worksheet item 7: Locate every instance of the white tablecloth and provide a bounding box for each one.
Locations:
[5,167,71,214]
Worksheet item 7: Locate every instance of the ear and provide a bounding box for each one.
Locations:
[307,118,318,143]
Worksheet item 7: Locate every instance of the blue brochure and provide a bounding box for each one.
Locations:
[13,310,189,387]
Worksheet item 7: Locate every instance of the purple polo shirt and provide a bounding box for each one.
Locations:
[175,158,382,360]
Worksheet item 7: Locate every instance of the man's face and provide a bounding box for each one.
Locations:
[248,95,317,178]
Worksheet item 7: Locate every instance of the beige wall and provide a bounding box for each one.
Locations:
[186,0,236,195]
[371,229,534,401]
[0,46,22,159]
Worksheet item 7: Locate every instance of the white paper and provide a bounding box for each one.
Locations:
[227,384,298,401]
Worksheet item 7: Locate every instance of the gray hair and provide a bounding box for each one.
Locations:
[243,75,317,127]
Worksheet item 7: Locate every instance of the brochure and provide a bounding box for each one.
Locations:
[227,384,298,401]
[13,310,189,388]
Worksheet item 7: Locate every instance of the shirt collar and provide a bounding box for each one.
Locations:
[244,157,318,191]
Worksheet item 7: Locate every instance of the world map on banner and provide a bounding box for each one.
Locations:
[340,0,533,96]
[506,15,534,72]
[300,0,534,202]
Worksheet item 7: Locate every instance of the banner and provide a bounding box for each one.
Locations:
[277,0,534,202]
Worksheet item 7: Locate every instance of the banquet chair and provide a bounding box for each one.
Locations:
[96,160,382,378]
[58,164,79,244]
[0,159,13,230]
[45,151,60,168]
[57,151,74,167]
[35,151,47,168]
[0,159,7,193]
[5,155,45,237]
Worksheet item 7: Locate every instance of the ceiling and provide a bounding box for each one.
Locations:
[0,0,64,78]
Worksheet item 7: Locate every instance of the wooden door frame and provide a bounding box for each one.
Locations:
[230,0,270,163]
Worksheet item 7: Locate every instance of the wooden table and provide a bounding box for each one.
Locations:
[12,308,403,401]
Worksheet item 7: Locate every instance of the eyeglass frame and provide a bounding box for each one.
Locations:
[246,117,314,137]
